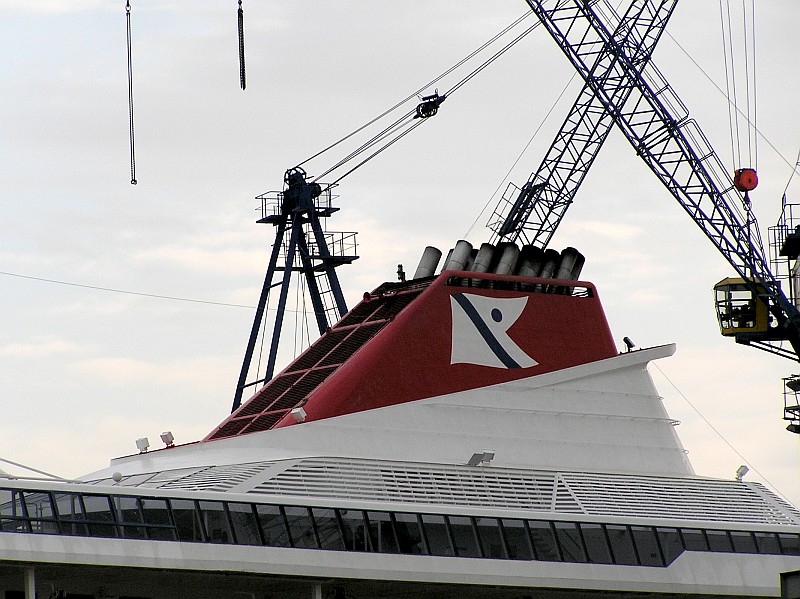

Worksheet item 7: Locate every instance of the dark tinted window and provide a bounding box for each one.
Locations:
[681,528,708,551]
[779,533,800,555]
[580,523,612,564]
[284,506,318,549]
[606,524,637,565]
[706,530,733,553]
[476,517,506,559]
[227,502,261,545]
[631,526,663,566]
[365,511,396,553]
[393,513,424,555]
[256,504,290,548]
[656,527,683,564]
[53,493,87,536]
[448,516,480,558]
[199,501,232,544]
[340,510,368,551]
[528,520,560,561]
[139,497,175,541]
[754,531,780,555]
[171,499,203,542]
[554,522,586,562]
[730,531,757,553]
[420,514,454,557]
[311,508,345,551]
[82,495,117,538]
[501,519,532,560]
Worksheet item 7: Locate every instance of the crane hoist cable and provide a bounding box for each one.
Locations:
[125,0,137,185]
[238,0,246,90]
[296,12,538,188]
[719,0,758,184]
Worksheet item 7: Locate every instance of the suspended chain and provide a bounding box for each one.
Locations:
[490,0,678,248]
[125,0,137,185]
[526,0,800,355]
[238,0,246,90]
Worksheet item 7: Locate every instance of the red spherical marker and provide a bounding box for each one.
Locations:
[734,168,758,192]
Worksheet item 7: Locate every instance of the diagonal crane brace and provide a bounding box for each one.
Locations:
[519,0,800,359]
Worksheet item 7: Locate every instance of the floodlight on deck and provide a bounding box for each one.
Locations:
[135,438,150,453]
[160,431,175,447]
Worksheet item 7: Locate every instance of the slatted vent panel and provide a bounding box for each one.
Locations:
[244,457,800,525]
[206,283,430,442]
[249,458,582,512]
[560,472,800,525]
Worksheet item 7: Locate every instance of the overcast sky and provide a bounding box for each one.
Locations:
[2,1,799,506]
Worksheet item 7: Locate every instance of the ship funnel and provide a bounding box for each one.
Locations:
[516,245,544,277]
[471,243,495,273]
[443,240,473,271]
[413,246,442,279]
[493,242,520,275]
[555,247,585,281]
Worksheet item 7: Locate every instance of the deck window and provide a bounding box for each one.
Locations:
[311,508,345,551]
[199,501,233,544]
[340,509,368,551]
[255,504,290,548]
[139,497,175,541]
[171,499,204,542]
[365,511,397,553]
[730,530,757,554]
[680,528,709,551]
[580,523,612,564]
[778,533,800,555]
[606,524,638,566]
[554,521,587,563]
[528,520,560,561]
[392,512,424,555]
[82,495,117,538]
[475,517,506,559]
[227,502,262,546]
[53,493,88,536]
[420,514,454,557]
[448,516,481,558]
[631,526,663,566]
[754,531,781,555]
[656,527,683,564]
[705,530,733,553]
[501,519,532,560]
[284,506,318,549]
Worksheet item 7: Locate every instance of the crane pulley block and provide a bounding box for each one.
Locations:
[733,168,758,193]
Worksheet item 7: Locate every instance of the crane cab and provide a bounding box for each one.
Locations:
[714,277,769,336]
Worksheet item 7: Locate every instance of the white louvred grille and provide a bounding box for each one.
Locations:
[247,457,800,525]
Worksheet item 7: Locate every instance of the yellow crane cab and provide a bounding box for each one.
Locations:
[714,277,769,336]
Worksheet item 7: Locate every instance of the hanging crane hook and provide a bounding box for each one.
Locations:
[125,0,137,185]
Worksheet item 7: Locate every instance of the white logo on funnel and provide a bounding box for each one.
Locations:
[450,293,538,369]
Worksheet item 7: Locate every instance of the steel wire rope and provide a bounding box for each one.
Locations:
[319,21,540,187]
[719,0,740,171]
[126,0,137,185]
[462,71,581,240]
[295,11,533,170]
[651,362,793,505]
[665,30,797,173]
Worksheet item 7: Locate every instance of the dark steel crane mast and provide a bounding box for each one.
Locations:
[492,0,800,361]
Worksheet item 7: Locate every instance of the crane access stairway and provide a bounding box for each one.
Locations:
[206,242,586,442]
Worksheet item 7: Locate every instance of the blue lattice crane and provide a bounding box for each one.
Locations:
[489,0,800,431]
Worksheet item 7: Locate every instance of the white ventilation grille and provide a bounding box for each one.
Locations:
[251,458,584,512]
[248,457,800,525]
[89,456,800,526]
[157,461,276,492]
